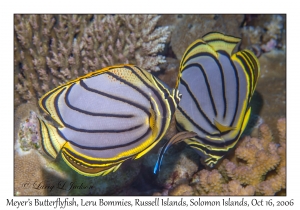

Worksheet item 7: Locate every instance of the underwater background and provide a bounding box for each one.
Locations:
[14,14,286,196]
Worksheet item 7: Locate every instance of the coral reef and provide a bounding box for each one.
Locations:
[240,14,285,56]
[153,118,286,196]
[218,119,286,195]
[190,170,255,196]
[14,14,170,106]
[14,14,286,196]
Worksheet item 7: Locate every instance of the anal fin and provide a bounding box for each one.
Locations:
[214,119,235,133]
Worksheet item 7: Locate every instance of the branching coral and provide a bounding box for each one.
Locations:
[190,170,255,195]
[14,14,170,106]
[14,15,90,105]
[156,118,286,196]
[81,15,169,72]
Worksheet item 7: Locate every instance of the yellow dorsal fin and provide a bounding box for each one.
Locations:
[202,32,241,56]
[214,119,235,133]
[180,39,218,69]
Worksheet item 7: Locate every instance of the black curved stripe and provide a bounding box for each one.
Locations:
[135,65,173,114]
[242,51,256,71]
[135,66,174,121]
[106,71,154,114]
[38,119,57,158]
[41,89,57,116]
[122,66,168,143]
[54,87,67,124]
[188,142,228,157]
[181,63,217,116]
[65,83,134,118]
[80,80,150,116]
[134,66,152,84]
[182,51,228,118]
[176,117,238,148]
[241,51,258,90]
[54,83,144,133]
[244,51,259,83]
[181,41,206,67]
[151,75,176,115]
[214,54,227,118]
[67,123,143,133]
[236,54,252,101]
[179,77,216,129]
[177,106,219,136]
[62,147,131,165]
[240,51,255,88]
[121,66,165,116]
[218,51,240,127]
[61,127,151,151]
[193,134,237,147]
[228,57,240,127]
[194,135,226,147]
[204,157,218,164]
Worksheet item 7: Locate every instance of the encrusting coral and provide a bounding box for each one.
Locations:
[14,14,170,106]
[17,111,40,151]
[154,118,286,196]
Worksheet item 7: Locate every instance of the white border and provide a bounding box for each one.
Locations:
[2,1,298,209]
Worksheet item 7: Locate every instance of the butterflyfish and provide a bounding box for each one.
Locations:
[174,32,260,167]
[37,64,181,176]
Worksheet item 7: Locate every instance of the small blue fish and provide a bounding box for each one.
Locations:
[153,131,197,174]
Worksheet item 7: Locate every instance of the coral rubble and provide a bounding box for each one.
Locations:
[14,14,170,106]
[154,118,286,196]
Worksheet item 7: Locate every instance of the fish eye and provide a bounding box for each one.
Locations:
[179,93,182,99]
[164,93,169,99]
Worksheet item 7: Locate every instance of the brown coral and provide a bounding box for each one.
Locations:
[157,118,286,196]
[14,14,170,106]
[168,184,193,196]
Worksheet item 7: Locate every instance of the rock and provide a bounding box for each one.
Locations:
[170,14,244,59]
